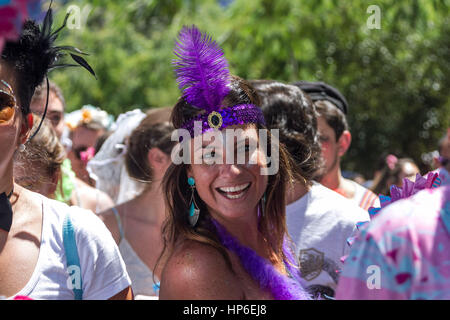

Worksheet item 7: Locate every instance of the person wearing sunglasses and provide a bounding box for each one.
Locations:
[65,105,114,187]
[0,10,132,300]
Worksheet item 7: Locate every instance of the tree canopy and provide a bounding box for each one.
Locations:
[49,0,450,177]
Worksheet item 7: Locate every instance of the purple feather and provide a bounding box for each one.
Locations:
[212,219,311,300]
[173,25,230,112]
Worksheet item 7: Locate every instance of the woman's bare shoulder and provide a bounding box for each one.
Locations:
[13,186,43,226]
[159,240,243,300]
[73,177,114,212]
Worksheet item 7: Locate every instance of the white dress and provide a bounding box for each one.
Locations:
[112,208,160,299]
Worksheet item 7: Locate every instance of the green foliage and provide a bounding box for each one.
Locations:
[50,0,450,176]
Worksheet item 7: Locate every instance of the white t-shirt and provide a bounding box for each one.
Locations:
[286,182,370,298]
[8,194,131,300]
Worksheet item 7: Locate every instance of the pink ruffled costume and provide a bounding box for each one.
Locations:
[336,184,450,299]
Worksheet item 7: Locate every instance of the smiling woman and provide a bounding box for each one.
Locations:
[158,25,310,300]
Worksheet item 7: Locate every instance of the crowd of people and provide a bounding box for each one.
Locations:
[1,3,449,300]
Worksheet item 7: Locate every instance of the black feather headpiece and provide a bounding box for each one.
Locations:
[1,2,96,141]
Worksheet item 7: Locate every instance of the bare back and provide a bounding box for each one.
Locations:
[72,177,114,213]
[99,202,164,279]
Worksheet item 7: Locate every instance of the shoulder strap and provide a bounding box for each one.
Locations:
[63,212,83,300]
[111,207,125,242]
[71,179,82,207]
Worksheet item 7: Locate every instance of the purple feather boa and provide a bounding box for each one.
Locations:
[211,219,311,300]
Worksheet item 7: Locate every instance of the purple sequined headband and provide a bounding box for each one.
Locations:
[173,25,265,137]
[181,104,266,137]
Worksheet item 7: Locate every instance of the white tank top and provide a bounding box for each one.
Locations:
[4,194,130,300]
[112,208,159,299]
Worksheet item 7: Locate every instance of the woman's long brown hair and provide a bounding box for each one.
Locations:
[156,75,297,275]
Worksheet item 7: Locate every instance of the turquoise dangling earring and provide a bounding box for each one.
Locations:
[187,177,200,226]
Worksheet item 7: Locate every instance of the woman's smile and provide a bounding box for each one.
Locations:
[216,182,251,200]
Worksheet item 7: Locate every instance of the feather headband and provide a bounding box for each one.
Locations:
[2,2,97,141]
[173,25,265,137]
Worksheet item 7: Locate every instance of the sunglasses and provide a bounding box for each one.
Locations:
[0,80,17,124]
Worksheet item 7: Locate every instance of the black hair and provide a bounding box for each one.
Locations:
[250,80,325,182]
[125,107,175,183]
[314,99,349,141]
[371,157,420,196]
[292,81,349,115]
[1,20,56,116]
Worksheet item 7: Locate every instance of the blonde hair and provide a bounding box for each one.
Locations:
[14,113,66,193]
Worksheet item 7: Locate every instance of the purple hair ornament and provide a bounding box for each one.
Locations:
[173,25,230,113]
[172,25,265,137]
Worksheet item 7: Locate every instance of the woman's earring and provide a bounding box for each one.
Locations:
[18,144,26,152]
[187,177,200,227]
[260,191,267,217]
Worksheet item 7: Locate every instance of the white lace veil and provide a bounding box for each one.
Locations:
[87,109,147,205]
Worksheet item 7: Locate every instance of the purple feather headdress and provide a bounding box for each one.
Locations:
[211,219,311,300]
[173,25,265,137]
